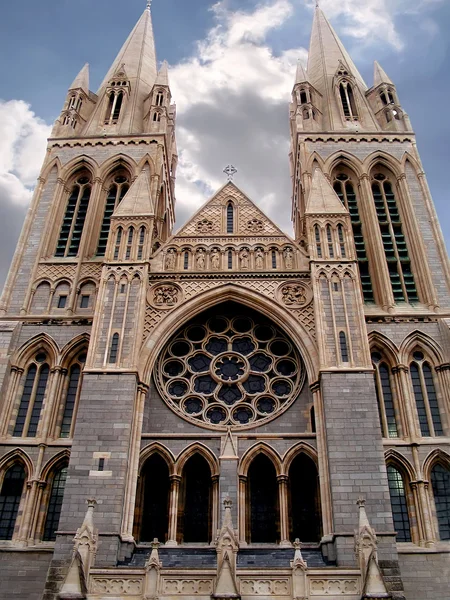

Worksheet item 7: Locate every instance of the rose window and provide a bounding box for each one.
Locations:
[155,307,305,430]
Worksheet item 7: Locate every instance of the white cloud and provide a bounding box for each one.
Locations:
[0,99,50,202]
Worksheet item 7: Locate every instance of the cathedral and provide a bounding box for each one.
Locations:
[0,3,449,600]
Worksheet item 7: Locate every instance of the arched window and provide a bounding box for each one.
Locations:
[337,224,346,257]
[371,171,418,303]
[60,352,86,438]
[227,203,234,233]
[125,227,134,260]
[156,92,164,106]
[372,352,398,438]
[380,91,388,106]
[97,173,130,256]
[289,454,321,542]
[179,454,212,543]
[431,463,450,541]
[339,82,358,120]
[333,171,373,301]
[315,225,322,258]
[55,173,91,257]
[410,352,443,437]
[137,454,170,543]
[326,226,334,258]
[248,454,278,543]
[0,464,26,540]
[183,251,189,270]
[387,465,411,542]
[300,90,308,104]
[114,228,123,260]
[14,353,50,438]
[339,331,349,363]
[109,333,120,364]
[228,249,233,269]
[153,112,161,122]
[271,250,277,269]
[137,227,146,260]
[43,466,68,541]
[303,109,310,120]
[105,91,124,124]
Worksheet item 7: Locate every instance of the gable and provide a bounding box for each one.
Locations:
[175,182,286,239]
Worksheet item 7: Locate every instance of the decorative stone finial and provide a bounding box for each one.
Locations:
[292,538,308,569]
[146,0,152,10]
[223,165,237,181]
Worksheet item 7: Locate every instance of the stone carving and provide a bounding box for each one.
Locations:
[165,249,176,270]
[284,247,294,269]
[239,248,250,270]
[161,578,214,594]
[247,218,264,232]
[196,249,206,270]
[211,249,221,270]
[281,284,307,306]
[197,218,214,233]
[255,248,265,269]
[240,579,290,596]
[91,578,143,595]
[309,578,359,595]
[150,284,181,309]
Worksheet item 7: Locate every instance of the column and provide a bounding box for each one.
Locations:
[278,475,290,546]
[392,364,417,441]
[167,474,181,546]
[0,366,23,436]
[238,475,247,545]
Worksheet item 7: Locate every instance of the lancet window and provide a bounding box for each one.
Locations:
[387,465,411,542]
[431,463,450,541]
[339,82,358,120]
[333,170,374,301]
[13,352,50,438]
[59,352,86,438]
[410,351,443,437]
[105,90,124,125]
[0,464,26,540]
[43,466,68,542]
[227,202,234,233]
[372,352,399,438]
[371,170,418,303]
[97,173,130,256]
[55,173,91,257]
[339,331,349,363]
[109,333,120,364]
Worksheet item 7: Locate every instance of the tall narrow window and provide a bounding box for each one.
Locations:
[97,175,129,256]
[339,331,349,363]
[372,353,398,438]
[431,464,450,541]
[137,227,146,260]
[410,353,443,437]
[112,92,123,122]
[55,175,91,257]
[43,467,68,542]
[60,353,86,438]
[339,82,358,120]
[179,454,212,543]
[271,250,277,269]
[14,354,50,438]
[227,203,234,234]
[289,454,321,542]
[337,224,346,257]
[326,226,334,258]
[387,466,411,542]
[114,227,123,260]
[109,333,119,364]
[228,250,233,269]
[315,225,322,258]
[105,91,124,124]
[137,454,170,543]
[334,174,374,301]
[248,454,278,543]
[125,227,134,260]
[0,464,25,540]
[372,174,418,303]
[300,90,308,104]
[184,251,189,270]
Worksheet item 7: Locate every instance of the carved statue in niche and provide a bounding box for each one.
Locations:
[165,249,176,270]
[284,247,294,269]
[196,249,206,270]
[239,248,250,269]
[281,284,307,306]
[154,285,179,307]
[211,249,221,270]
[255,248,264,270]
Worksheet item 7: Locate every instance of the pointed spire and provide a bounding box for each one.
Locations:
[373,61,394,87]
[306,169,348,215]
[114,166,155,217]
[69,63,90,94]
[308,6,367,92]
[295,61,309,85]
[155,60,170,87]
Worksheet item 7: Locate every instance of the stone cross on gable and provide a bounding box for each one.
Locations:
[223,165,238,181]
[147,0,152,10]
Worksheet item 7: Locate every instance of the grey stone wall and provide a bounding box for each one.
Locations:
[399,551,450,600]
[0,550,53,600]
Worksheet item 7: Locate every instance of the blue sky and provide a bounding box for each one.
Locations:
[0,0,449,287]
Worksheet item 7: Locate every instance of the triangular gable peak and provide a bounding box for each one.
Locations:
[176,182,288,239]
[152,182,308,273]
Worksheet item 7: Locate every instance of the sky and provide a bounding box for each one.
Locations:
[0,0,449,289]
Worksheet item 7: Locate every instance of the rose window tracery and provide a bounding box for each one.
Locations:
[155,307,305,430]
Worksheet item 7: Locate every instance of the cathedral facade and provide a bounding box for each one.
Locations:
[0,4,449,600]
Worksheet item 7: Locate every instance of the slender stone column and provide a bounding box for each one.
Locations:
[238,475,247,545]
[278,475,290,546]
[0,366,23,436]
[166,474,181,546]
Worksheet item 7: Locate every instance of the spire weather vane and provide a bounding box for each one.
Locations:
[223,165,237,181]
[146,0,152,10]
